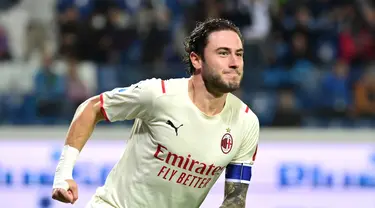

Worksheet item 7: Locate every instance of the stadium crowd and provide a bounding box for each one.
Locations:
[0,0,374,127]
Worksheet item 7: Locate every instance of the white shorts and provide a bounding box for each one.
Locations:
[85,195,117,208]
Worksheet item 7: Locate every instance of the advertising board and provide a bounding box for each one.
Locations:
[0,128,374,208]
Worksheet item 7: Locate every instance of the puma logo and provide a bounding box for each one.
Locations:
[166,120,183,136]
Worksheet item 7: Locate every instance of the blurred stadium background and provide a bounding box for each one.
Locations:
[0,0,374,207]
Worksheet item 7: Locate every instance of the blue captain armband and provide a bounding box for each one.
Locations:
[225,163,252,184]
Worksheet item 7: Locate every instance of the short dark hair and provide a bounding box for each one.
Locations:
[183,18,243,75]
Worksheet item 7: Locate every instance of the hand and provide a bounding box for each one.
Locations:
[52,179,79,204]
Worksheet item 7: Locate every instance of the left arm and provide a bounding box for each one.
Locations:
[220,182,249,208]
[220,109,260,208]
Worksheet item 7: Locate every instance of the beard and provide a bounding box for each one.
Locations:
[201,63,242,95]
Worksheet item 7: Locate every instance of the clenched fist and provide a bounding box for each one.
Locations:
[52,179,79,204]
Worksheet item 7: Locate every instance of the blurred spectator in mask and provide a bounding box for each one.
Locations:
[354,64,375,118]
[271,89,302,127]
[0,25,12,61]
[318,60,351,118]
[34,52,65,122]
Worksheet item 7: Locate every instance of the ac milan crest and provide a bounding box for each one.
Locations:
[221,128,233,154]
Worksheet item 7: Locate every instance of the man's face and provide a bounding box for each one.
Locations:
[201,30,244,94]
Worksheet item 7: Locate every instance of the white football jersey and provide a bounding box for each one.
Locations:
[96,78,259,208]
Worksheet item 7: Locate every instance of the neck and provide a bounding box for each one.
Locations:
[188,75,227,116]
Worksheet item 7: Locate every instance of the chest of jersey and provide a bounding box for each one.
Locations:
[148,95,244,171]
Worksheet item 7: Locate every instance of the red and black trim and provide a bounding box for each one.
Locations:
[252,145,258,161]
[245,106,250,113]
[99,94,110,122]
[161,80,166,94]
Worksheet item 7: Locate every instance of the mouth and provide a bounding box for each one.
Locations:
[223,71,241,76]
[223,69,241,75]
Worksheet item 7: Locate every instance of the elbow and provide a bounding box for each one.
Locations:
[75,95,105,123]
[83,96,100,108]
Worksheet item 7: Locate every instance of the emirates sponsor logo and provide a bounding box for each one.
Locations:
[154,144,224,188]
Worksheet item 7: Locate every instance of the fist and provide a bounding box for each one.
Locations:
[52,179,79,204]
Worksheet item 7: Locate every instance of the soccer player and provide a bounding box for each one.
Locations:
[52,18,259,208]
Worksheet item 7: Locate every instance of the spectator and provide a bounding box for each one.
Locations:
[174,0,221,58]
[354,65,375,118]
[33,53,65,122]
[77,0,115,64]
[286,32,316,92]
[66,57,89,116]
[336,2,374,65]
[57,6,80,59]
[183,0,221,33]
[0,25,12,61]
[242,0,271,42]
[287,32,313,66]
[318,60,351,118]
[293,6,313,36]
[107,3,138,64]
[25,21,48,61]
[271,89,302,127]
[21,0,55,60]
[138,0,171,73]
[0,0,19,11]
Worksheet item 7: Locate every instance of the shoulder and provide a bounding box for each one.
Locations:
[101,78,164,103]
[132,77,189,102]
[123,78,169,97]
[228,93,259,127]
[136,78,164,91]
[130,77,189,101]
[158,77,189,95]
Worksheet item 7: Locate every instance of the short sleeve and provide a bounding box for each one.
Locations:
[100,78,159,122]
[231,114,259,164]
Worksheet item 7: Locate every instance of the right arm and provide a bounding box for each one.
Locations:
[65,95,104,151]
[52,95,105,203]
[64,78,160,151]
[53,79,160,196]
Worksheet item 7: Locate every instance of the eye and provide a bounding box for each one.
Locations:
[218,51,229,56]
[236,52,243,57]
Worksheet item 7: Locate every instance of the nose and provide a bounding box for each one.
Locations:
[228,55,240,70]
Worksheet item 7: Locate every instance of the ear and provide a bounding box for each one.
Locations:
[190,52,202,71]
